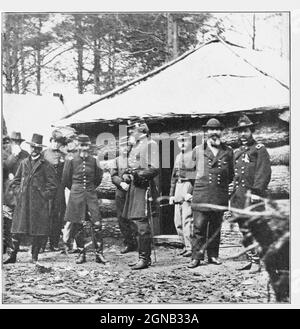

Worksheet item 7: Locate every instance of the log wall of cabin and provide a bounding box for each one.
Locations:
[71,108,289,233]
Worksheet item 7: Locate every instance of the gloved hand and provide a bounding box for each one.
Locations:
[122,174,133,184]
[169,196,175,205]
[228,182,234,195]
[120,182,129,191]
[11,144,21,156]
[8,173,14,181]
[184,193,193,202]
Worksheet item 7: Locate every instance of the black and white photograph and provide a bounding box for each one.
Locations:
[1,9,292,306]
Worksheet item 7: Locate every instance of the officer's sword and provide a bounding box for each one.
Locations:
[147,187,157,263]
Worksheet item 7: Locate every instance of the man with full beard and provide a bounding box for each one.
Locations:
[230,114,272,273]
[188,118,234,268]
[3,134,57,264]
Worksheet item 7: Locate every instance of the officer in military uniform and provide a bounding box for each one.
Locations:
[111,136,137,254]
[169,132,195,257]
[62,134,107,264]
[188,118,234,268]
[230,114,272,273]
[122,120,159,270]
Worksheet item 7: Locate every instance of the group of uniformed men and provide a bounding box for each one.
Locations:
[2,113,271,272]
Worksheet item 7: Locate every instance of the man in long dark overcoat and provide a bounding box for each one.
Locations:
[3,132,29,207]
[188,118,234,268]
[40,129,67,251]
[121,121,159,270]
[110,136,137,254]
[230,114,272,273]
[3,132,29,254]
[62,134,106,264]
[4,134,58,264]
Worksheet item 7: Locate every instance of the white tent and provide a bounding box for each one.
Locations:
[56,40,289,126]
[3,94,68,150]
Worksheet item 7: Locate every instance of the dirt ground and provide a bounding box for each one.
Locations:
[2,218,278,304]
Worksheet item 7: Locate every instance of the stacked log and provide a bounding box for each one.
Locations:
[97,146,290,201]
[95,112,290,218]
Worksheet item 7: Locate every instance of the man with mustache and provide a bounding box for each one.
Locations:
[169,132,195,257]
[122,120,159,270]
[188,118,234,268]
[62,134,107,264]
[3,134,57,264]
[111,136,138,254]
[41,130,67,252]
[230,115,272,273]
[3,133,29,254]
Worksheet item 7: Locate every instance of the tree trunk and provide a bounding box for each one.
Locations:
[93,39,101,94]
[12,26,19,94]
[166,13,178,61]
[107,35,116,91]
[20,46,26,94]
[36,48,41,95]
[252,13,256,50]
[3,15,13,93]
[74,15,84,94]
[36,17,42,96]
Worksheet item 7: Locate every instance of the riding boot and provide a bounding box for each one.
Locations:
[76,250,86,264]
[31,245,39,264]
[3,238,20,264]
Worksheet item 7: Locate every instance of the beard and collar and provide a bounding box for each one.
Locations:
[239,135,255,147]
[79,151,89,158]
[207,132,222,148]
[30,152,41,161]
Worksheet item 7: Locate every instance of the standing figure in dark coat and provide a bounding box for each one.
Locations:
[188,118,234,268]
[62,134,107,264]
[230,114,272,273]
[41,130,67,251]
[2,132,29,254]
[110,137,137,254]
[3,132,29,207]
[122,121,159,270]
[3,134,58,264]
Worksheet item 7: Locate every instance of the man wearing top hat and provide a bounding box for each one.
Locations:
[5,132,29,176]
[188,118,234,268]
[110,136,138,254]
[40,129,68,252]
[62,134,106,264]
[169,132,195,257]
[230,114,272,273]
[3,132,29,254]
[122,120,159,270]
[3,132,29,206]
[3,134,58,264]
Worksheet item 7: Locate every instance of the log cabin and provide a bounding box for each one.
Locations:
[55,39,289,236]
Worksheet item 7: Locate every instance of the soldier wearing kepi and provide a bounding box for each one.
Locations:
[3,134,58,264]
[111,136,137,254]
[169,132,195,257]
[188,118,234,268]
[122,120,159,270]
[62,134,107,264]
[230,114,272,273]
